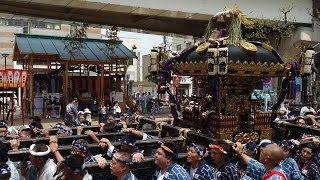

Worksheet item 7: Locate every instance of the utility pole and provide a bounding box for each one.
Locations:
[163,36,167,53]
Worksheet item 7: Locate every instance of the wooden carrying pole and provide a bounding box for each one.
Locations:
[10,92,13,126]
[2,92,4,121]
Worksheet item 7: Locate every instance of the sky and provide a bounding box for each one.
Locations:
[118,31,168,56]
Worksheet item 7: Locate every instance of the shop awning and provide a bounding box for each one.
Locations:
[13,33,137,63]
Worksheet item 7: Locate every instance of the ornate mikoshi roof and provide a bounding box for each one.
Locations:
[172,41,289,77]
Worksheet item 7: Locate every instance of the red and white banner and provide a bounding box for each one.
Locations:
[0,69,28,88]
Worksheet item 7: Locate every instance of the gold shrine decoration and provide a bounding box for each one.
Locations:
[233,131,259,143]
[240,40,257,56]
[0,69,28,88]
[228,60,286,72]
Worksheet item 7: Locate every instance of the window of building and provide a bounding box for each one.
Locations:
[128,59,133,65]
[32,21,61,30]
[0,18,6,26]
[176,44,182,51]
[7,19,28,27]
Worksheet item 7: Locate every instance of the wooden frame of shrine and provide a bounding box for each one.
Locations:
[12,33,136,117]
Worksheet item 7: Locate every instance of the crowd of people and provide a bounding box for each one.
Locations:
[0,96,320,180]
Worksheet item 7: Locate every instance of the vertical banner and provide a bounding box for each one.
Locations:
[6,69,14,88]
[13,70,21,88]
[0,69,28,88]
[0,70,4,87]
[20,70,28,88]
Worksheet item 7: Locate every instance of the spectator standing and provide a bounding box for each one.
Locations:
[139,93,146,113]
[99,101,108,123]
[113,101,121,118]
[5,95,17,121]
[280,102,290,118]
[83,108,92,122]
[65,98,78,125]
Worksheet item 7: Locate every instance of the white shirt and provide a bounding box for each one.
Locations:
[113,105,121,113]
[100,106,107,114]
[85,114,92,122]
[300,106,316,116]
[157,171,165,180]
[39,159,57,180]
[8,160,19,180]
[8,99,17,110]
[82,171,93,180]
[189,167,197,179]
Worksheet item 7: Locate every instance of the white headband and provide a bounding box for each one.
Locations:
[29,144,51,156]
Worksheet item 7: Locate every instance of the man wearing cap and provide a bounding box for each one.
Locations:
[110,150,137,180]
[233,142,287,180]
[153,141,190,180]
[21,143,57,180]
[184,143,216,180]
[209,140,240,180]
[55,154,93,180]
[83,108,92,123]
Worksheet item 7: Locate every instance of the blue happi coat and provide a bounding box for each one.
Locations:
[153,162,191,180]
[184,160,217,180]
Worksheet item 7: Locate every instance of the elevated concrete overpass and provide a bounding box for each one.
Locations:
[0,0,313,37]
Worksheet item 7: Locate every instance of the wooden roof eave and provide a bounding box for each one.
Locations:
[13,53,61,61]
[57,57,129,65]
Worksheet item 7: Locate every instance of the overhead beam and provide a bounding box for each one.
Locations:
[0,1,208,37]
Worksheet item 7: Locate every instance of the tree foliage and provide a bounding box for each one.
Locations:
[244,19,295,46]
[65,22,89,58]
[145,73,160,83]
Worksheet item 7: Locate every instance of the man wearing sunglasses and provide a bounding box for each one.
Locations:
[184,143,216,179]
[153,141,190,180]
[110,151,137,180]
